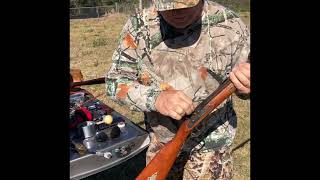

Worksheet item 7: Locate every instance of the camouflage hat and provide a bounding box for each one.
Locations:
[153,0,200,11]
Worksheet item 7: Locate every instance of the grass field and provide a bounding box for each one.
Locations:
[71,12,250,179]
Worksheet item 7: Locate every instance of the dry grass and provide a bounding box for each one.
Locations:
[232,95,250,180]
[70,13,250,179]
[70,13,145,125]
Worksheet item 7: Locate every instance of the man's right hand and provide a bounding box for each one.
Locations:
[155,90,195,120]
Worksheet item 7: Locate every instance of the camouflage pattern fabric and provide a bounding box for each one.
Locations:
[152,0,200,11]
[147,133,233,179]
[105,0,250,179]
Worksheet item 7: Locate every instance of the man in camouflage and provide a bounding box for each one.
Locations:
[105,0,250,179]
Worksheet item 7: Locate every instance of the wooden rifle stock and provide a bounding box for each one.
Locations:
[71,77,105,87]
[136,79,236,180]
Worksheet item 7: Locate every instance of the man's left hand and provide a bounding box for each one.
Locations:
[229,62,250,94]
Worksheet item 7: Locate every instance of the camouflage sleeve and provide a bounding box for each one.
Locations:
[206,8,250,99]
[204,6,250,82]
[230,16,250,67]
[105,18,162,112]
[230,15,250,99]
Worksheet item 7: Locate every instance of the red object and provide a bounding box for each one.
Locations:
[69,107,93,129]
[80,107,93,121]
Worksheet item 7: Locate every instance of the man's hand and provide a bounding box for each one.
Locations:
[229,62,250,94]
[155,90,195,120]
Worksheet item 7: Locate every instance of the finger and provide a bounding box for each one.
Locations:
[178,103,192,115]
[240,67,250,80]
[177,91,193,105]
[229,72,249,92]
[176,99,191,114]
[233,68,250,88]
[168,110,182,120]
[174,106,185,117]
[177,92,194,113]
[238,63,250,80]
[185,103,197,115]
[185,105,194,115]
[159,105,170,116]
[240,62,250,70]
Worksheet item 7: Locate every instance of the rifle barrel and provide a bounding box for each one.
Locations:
[71,77,105,87]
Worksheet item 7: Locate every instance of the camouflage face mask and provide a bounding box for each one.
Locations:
[153,0,200,11]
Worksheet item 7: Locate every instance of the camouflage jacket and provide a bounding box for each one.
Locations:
[106,0,250,152]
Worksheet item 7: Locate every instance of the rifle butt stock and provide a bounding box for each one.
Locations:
[136,122,191,180]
